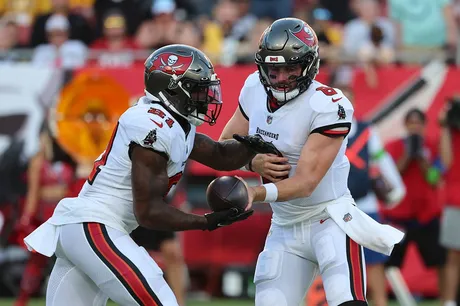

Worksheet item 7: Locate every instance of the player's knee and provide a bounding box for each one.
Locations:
[255,288,288,306]
[338,300,368,306]
[254,251,287,306]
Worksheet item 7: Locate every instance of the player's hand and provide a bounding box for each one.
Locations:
[235,176,255,211]
[14,214,36,247]
[251,153,290,182]
[233,134,283,156]
[204,207,254,231]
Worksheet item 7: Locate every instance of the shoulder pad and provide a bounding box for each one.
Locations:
[309,84,353,114]
[121,106,174,159]
[242,71,261,89]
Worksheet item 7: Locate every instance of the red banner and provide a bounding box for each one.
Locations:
[75,64,422,174]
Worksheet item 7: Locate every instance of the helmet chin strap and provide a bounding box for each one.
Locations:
[270,87,300,102]
[145,90,204,126]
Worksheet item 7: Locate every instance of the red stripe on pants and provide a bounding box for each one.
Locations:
[87,223,159,306]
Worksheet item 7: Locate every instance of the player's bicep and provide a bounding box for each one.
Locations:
[131,144,169,220]
[309,87,353,138]
[295,133,344,188]
[219,105,249,141]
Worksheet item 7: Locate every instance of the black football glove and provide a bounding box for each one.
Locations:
[204,207,254,231]
[233,134,283,157]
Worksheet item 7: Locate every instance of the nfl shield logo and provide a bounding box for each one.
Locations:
[267,115,273,124]
[343,213,353,222]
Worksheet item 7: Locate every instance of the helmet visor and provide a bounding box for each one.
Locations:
[188,81,222,126]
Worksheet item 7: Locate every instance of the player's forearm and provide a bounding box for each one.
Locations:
[191,133,255,171]
[136,201,207,231]
[252,175,316,203]
[215,139,255,170]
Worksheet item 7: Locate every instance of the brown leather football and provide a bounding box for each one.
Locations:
[206,176,248,212]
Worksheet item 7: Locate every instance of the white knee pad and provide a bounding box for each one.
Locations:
[254,250,283,284]
[256,288,288,306]
[316,234,338,270]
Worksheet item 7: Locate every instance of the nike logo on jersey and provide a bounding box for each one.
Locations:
[150,119,163,128]
[319,218,330,224]
[332,97,342,103]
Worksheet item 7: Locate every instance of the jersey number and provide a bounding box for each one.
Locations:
[87,123,119,185]
[316,86,338,96]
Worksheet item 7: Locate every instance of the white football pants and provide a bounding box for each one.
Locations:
[46,222,179,306]
[254,218,367,306]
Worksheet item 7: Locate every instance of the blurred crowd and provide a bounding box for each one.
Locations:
[0,0,459,73]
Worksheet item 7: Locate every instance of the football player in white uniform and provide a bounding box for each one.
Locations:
[24,44,254,306]
[220,18,404,306]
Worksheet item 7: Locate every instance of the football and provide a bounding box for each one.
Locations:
[206,176,248,212]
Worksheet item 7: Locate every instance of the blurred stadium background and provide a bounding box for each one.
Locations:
[1,0,460,305]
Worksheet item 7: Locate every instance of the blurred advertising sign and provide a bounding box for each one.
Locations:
[50,70,131,163]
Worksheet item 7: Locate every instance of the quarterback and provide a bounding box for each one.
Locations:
[24,44,253,306]
[221,18,404,306]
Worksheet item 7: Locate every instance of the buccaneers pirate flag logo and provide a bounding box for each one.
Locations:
[291,23,318,47]
[146,52,194,76]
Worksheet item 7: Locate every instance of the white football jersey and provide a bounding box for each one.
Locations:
[48,97,195,234]
[239,72,354,225]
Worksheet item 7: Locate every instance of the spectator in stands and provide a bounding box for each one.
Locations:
[135,0,179,50]
[439,96,460,306]
[0,0,47,26]
[202,0,239,64]
[311,7,341,46]
[342,0,395,88]
[309,7,343,66]
[90,9,140,67]
[31,14,88,68]
[383,108,447,303]
[388,0,458,62]
[29,0,93,47]
[201,0,256,65]
[342,86,405,306]
[234,18,272,64]
[250,0,293,20]
[175,0,214,19]
[93,0,152,38]
[342,0,395,62]
[0,18,22,63]
[175,21,204,49]
[319,0,355,24]
[14,125,76,306]
[229,0,257,42]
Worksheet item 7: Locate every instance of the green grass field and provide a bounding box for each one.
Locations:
[0,299,440,306]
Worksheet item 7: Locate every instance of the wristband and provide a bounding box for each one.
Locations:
[263,183,278,203]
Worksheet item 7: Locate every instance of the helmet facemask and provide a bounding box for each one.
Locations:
[158,77,222,127]
[184,79,222,126]
[257,51,320,104]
